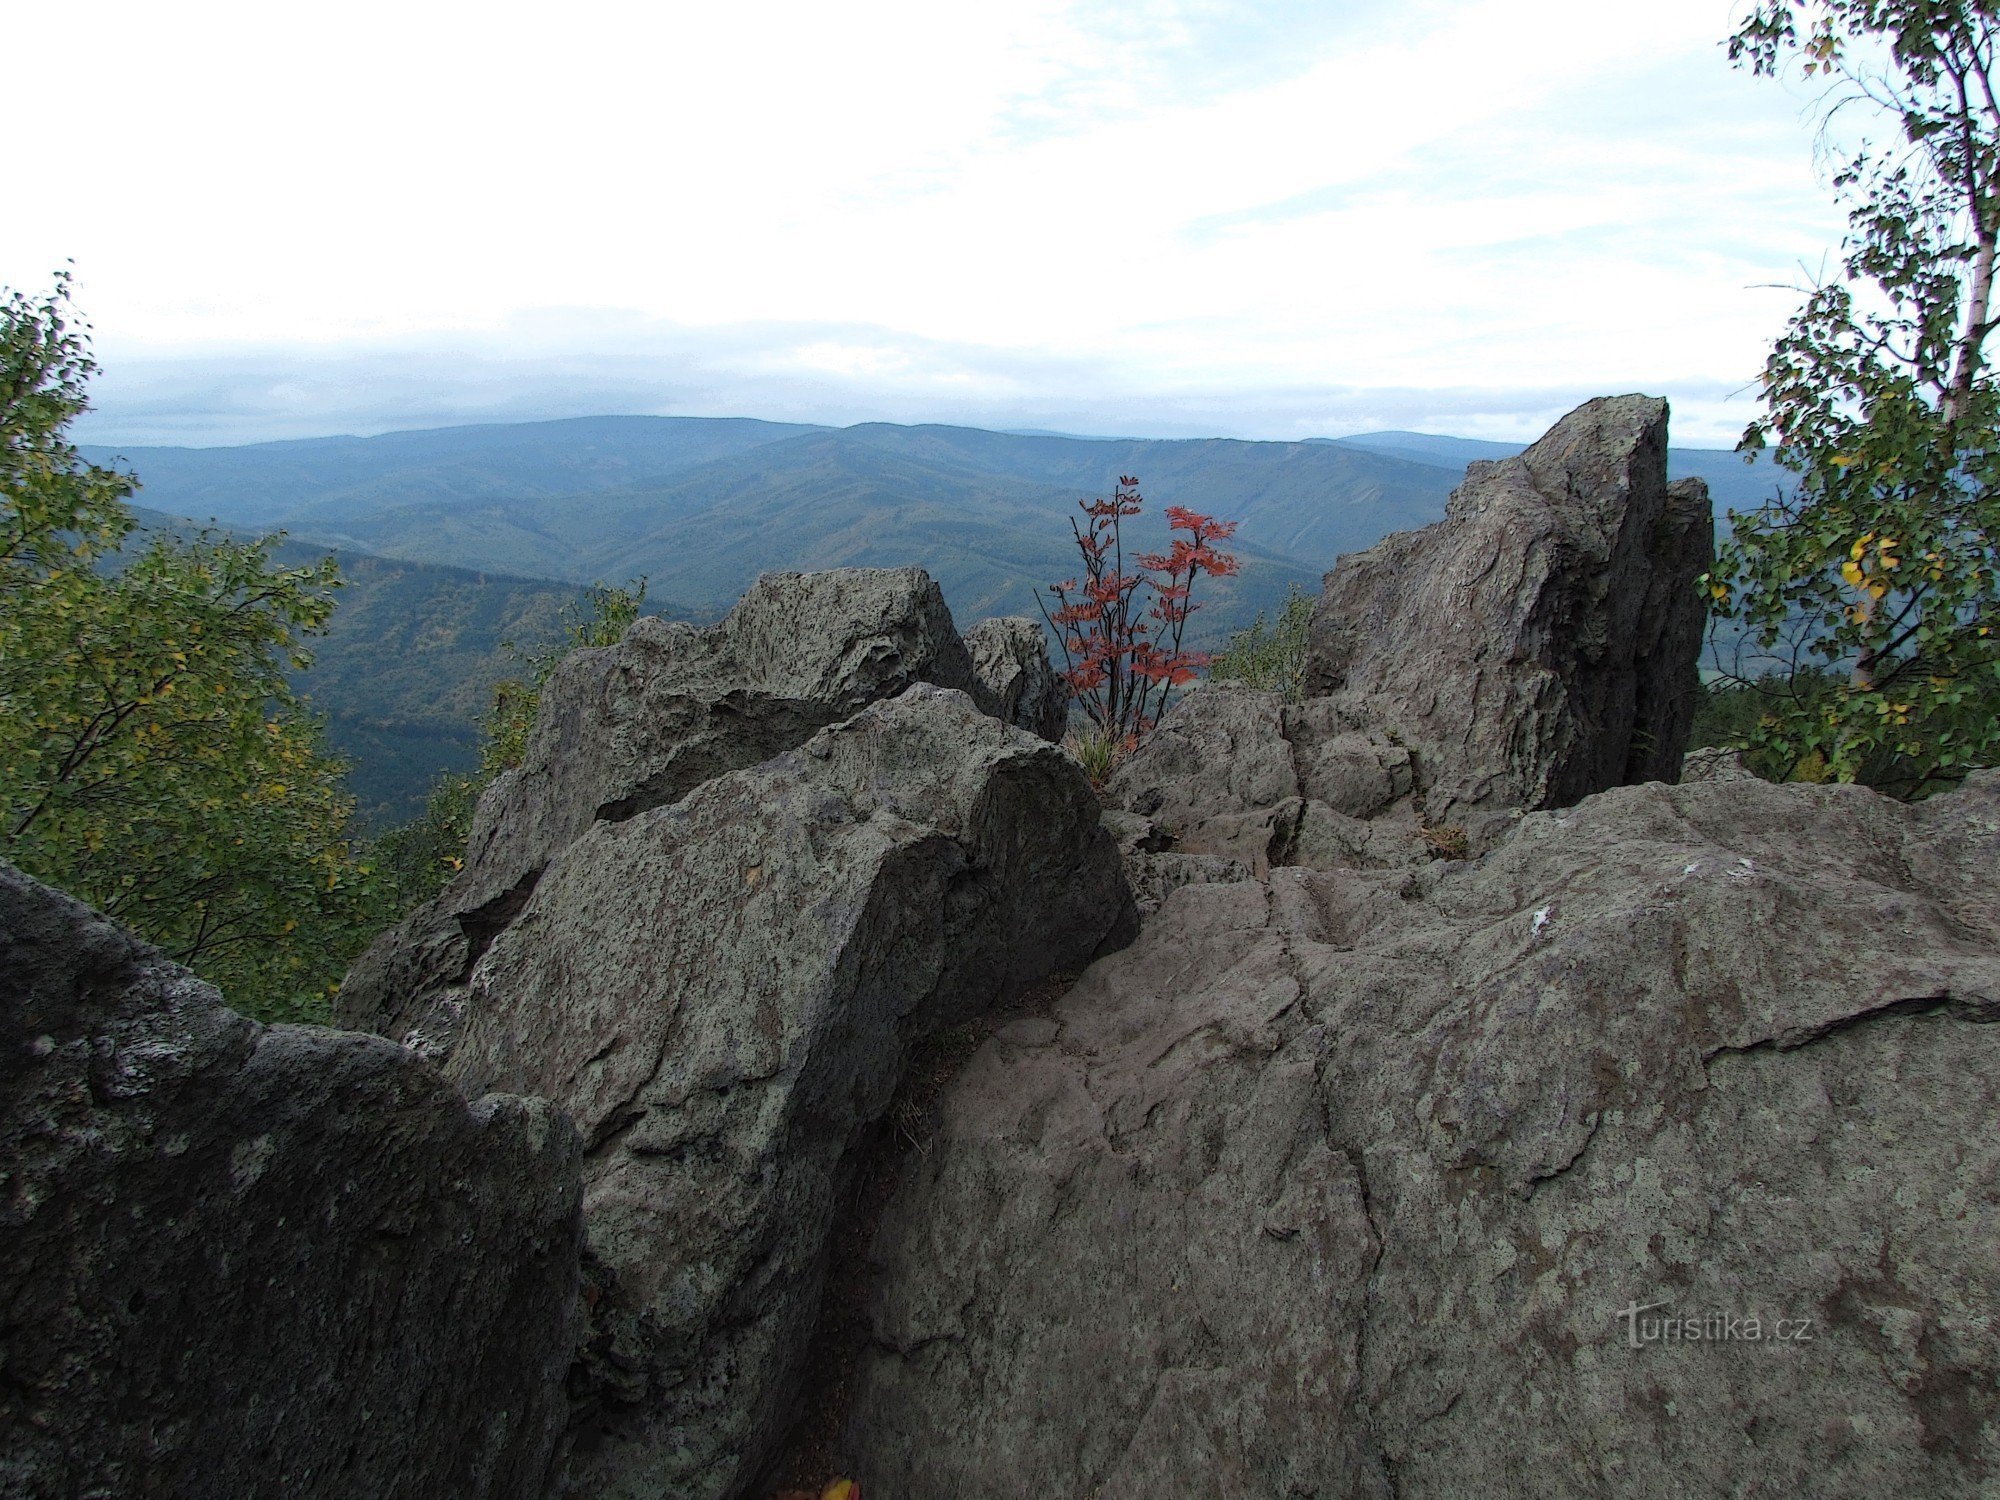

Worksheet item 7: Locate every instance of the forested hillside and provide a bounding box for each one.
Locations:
[131,505,587,827]
[108,414,1790,822]
[94,416,1451,625]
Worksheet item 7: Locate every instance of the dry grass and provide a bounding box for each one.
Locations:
[1420,823,1470,861]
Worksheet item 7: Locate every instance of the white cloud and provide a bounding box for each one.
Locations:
[11,0,1853,445]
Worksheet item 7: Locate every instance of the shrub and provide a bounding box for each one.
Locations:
[1038,476,1238,739]
[1706,3,2000,797]
[1,273,377,1024]
[1210,583,1313,702]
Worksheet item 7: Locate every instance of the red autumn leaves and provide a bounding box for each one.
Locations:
[1037,476,1240,738]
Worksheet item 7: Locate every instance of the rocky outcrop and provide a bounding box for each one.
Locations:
[964,615,1067,741]
[0,862,583,1500]
[1104,397,1712,872]
[1105,687,1428,879]
[441,686,1133,1500]
[1307,395,1712,835]
[848,772,2000,1498]
[336,567,1002,1053]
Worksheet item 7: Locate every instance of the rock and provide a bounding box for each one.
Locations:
[1682,744,1759,783]
[1305,395,1714,839]
[1102,399,1712,875]
[0,862,584,1500]
[963,616,1067,741]
[1104,686,1427,874]
[442,686,1135,1500]
[1099,808,1255,917]
[337,567,987,1051]
[849,772,2000,1498]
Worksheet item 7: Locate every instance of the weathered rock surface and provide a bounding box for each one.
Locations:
[1306,395,1710,843]
[442,685,1134,1500]
[0,862,583,1500]
[1099,807,1255,918]
[964,615,1067,741]
[1682,744,1759,783]
[1106,686,1428,877]
[1104,397,1713,874]
[337,567,991,1052]
[850,772,2000,1498]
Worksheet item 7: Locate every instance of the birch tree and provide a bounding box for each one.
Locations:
[1709,1,2000,792]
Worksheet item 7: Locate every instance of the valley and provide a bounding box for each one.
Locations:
[99,414,1787,825]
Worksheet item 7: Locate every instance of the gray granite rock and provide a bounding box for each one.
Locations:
[1105,687,1427,874]
[964,615,1067,741]
[1305,395,1714,844]
[443,686,1135,1500]
[850,772,2000,1498]
[0,863,584,1500]
[1105,400,1711,877]
[337,567,985,1053]
[1682,744,1759,783]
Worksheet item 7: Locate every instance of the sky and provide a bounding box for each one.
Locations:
[9,0,1854,449]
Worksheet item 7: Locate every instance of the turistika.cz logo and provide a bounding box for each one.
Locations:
[1616,1301,1816,1349]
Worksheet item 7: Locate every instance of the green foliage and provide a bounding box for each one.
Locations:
[131,508,600,829]
[1708,3,2000,796]
[372,579,647,910]
[1208,583,1314,702]
[371,767,482,913]
[1690,669,1845,781]
[1690,663,1986,789]
[103,420,1354,637]
[260,538,580,828]
[0,275,379,1023]
[1060,725,1135,795]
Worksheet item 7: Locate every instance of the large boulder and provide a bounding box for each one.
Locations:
[849,772,2000,1498]
[1306,395,1713,836]
[442,685,1135,1500]
[964,615,1067,741]
[0,863,584,1500]
[337,567,990,1052]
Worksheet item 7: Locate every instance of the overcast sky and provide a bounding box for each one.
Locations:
[9,0,1849,448]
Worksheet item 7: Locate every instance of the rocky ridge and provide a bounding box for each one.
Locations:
[0,863,584,1500]
[849,772,2000,1496]
[838,396,1998,1496]
[1105,395,1714,886]
[448,685,1131,1499]
[335,565,1129,1498]
[7,394,1996,1500]
[336,569,1058,1056]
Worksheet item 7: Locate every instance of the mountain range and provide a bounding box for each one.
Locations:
[92,413,1787,826]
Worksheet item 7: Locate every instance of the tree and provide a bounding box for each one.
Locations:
[0,273,378,1021]
[1707,2,2000,794]
[1038,477,1239,741]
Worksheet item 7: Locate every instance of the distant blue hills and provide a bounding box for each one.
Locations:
[88,413,1787,825]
